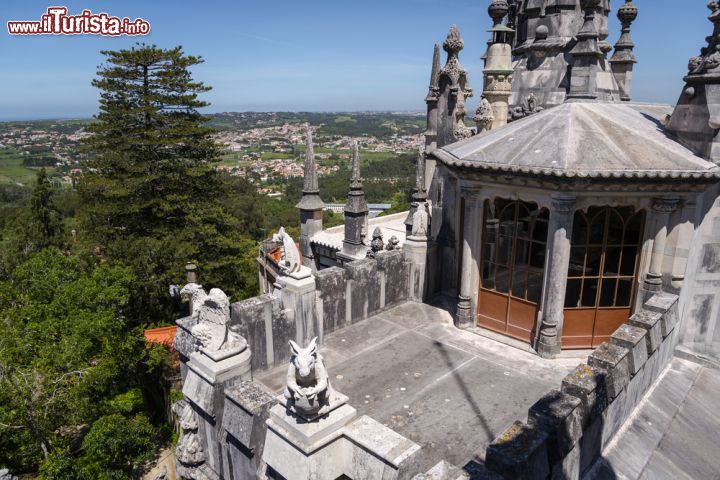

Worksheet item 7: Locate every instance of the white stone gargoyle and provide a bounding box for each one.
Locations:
[283,337,335,417]
[272,226,301,275]
[179,284,246,353]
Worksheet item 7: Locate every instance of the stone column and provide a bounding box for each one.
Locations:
[644,197,680,291]
[456,187,483,328]
[537,195,576,359]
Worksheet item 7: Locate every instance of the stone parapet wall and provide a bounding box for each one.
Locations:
[226,249,410,374]
[484,292,681,480]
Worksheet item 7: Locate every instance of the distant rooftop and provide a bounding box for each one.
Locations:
[311,211,407,250]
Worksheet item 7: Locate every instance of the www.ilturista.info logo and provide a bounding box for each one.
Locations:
[7,7,150,36]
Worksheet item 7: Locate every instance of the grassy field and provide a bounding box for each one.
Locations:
[0,147,54,186]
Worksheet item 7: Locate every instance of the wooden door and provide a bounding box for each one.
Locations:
[562,207,645,349]
[478,199,549,344]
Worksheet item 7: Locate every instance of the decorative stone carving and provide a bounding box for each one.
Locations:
[474,96,495,133]
[439,25,475,144]
[179,285,246,353]
[283,337,339,417]
[385,235,400,251]
[367,227,385,258]
[176,403,206,467]
[411,203,430,239]
[272,226,302,275]
[509,93,544,122]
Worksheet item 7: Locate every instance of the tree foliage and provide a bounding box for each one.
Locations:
[79,44,258,322]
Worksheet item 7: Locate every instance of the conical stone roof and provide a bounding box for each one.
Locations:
[433,102,720,181]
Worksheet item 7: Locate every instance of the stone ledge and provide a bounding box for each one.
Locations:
[343,415,421,469]
[611,324,648,376]
[588,343,630,400]
[527,390,583,463]
[629,310,662,355]
[561,364,608,427]
[486,421,550,480]
[644,293,679,338]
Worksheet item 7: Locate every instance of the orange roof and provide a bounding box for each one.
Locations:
[144,326,177,350]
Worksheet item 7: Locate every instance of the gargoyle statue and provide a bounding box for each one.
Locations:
[283,337,335,417]
[272,226,301,275]
[180,285,246,353]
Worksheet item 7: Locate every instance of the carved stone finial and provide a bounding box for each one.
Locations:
[427,44,441,102]
[370,227,384,253]
[488,0,510,26]
[443,25,464,55]
[296,125,324,211]
[610,0,639,101]
[350,141,362,188]
[385,235,400,251]
[474,96,495,133]
[567,0,603,100]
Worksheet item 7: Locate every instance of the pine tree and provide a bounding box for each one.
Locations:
[29,168,61,249]
[79,44,257,322]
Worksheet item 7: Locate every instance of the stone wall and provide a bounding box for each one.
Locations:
[227,249,410,374]
[678,187,720,367]
[484,293,681,480]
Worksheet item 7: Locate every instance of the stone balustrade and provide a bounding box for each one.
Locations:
[484,292,681,480]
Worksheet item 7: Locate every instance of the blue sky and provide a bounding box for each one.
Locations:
[0,1,710,120]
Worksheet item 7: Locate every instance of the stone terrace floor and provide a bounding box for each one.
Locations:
[588,357,720,480]
[256,300,585,474]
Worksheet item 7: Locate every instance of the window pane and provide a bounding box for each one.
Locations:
[607,210,624,245]
[582,279,599,307]
[495,265,510,294]
[604,247,621,276]
[572,212,588,244]
[527,271,543,303]
[616,278,633,307]
[569,246,585,277]
[585,247,602,276]
[620,246,639,276]
[565,279,582,308]
[589,208,607,244]
[530,242,546,270]
[511,268,527,299]
[497,235,512,265]
[533,215,549,243]
[624,212,643,245]
[599,278,617,307]
[482,260,495,288]
[515,238,530,267]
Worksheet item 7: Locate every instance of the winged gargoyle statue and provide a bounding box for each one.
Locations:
[272,226,301,275]
[179,284,246,353]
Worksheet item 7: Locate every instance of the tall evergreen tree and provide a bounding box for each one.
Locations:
[29,168,61,249]
[80,44,257,322]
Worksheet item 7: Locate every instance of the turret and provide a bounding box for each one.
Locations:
[610,0,639,102]
[296,125,324,270]
[339,142,369,262]
[479,0,514,130]
[566,0,603,101]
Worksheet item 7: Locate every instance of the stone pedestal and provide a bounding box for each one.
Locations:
[404,236,437,302]
[276,268,319,346]
[263,399,357,480]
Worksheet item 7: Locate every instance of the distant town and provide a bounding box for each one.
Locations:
[0,112,425,194]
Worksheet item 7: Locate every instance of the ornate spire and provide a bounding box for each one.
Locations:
[482,0,514,129]
[296,124,324,210]
[567,0,603,100]
[665,0,720,163]
[341,141,369,261]
[437,25,474,145]
[610,0,638,101]
[426,44,441,103]
[350,141,362,190]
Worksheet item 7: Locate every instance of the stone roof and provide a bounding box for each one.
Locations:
[432,102,720,181]
[311,212,407,250]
